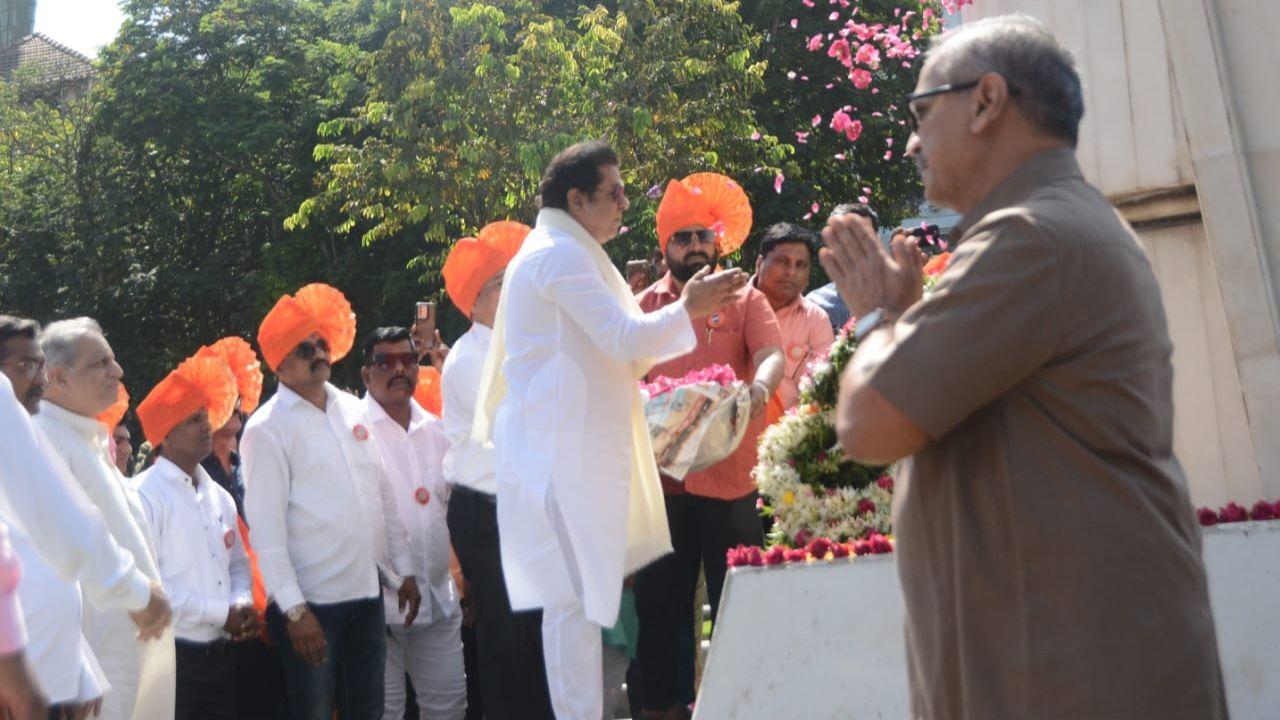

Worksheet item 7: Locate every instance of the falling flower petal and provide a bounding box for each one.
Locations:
[812,114,823,126]
[828,11,839,20]
[750,131,762,141]
[834,153,846,160]
[774,173,785,194]
[790,18,798,28]
[883,150,893,160]
[886,137,894,146]
[807,33,824,52]
[619,226,630,234]
[795,131,810,144]
[810,202,820,213]
[858,195,868,203]
[787,71,797,80]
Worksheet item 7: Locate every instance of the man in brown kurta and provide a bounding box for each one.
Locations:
[822,15,1226,720]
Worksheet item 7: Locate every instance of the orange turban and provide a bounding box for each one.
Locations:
[257,283,356,372]
[97,384,129,428]
[196,337,264,415]
[443,221,531,317]
[655,172,753,255]
[414,366,443,417]
[136,355,238,448]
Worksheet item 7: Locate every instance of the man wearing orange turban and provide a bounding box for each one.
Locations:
[194,338,284,720]
[243,283,420,720]
[440,221,552,719]
[135,355,255,720]
[634,172,786,720]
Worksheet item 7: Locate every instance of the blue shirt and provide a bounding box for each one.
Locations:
[805,282,850,333]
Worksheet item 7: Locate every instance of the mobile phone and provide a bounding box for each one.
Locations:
[904,224,942,246]
[413,301,436,354]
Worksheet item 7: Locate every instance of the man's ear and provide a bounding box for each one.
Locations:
[360,366,371,391]
[969,72,1013,135]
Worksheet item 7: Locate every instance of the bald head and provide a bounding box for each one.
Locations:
[924,14,1083,146]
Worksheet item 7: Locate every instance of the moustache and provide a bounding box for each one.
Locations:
[310,359,330,372]
[389,377,413,389]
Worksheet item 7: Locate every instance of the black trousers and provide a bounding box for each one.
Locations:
[634,491,764,711]
[231,636,286,720]
[175,639,237,720]
[446,485,555,720]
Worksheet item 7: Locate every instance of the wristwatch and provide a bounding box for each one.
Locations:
[853,308,891,342]
[285,603,309,623]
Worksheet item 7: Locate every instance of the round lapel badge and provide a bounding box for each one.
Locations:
[707,312,725,330]
[223,529,235,549]
[414,487,431,506]
[787,343,808,361]
[352,424,369,441]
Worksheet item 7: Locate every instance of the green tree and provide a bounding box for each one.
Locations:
[290,0,787,298]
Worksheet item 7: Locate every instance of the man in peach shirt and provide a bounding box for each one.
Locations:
[633,172,784,720]
[753,223,835,412]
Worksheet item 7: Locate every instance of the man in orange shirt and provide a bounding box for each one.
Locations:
[633,173,784,720]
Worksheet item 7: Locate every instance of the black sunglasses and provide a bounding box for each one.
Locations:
[670,229,716,247]
[368,351,418,371]
[292,337,331,360]
[904,79,1021,132]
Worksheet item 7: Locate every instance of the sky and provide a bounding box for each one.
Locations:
[33,0,126,58]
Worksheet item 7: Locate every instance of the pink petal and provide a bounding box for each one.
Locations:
[619,226,630,234]
[886,138,894,146]
[812,114,822,126]
[883,151,893,160]
[790,18,798,28]
[810,202,820,213]
[787,71,797,80]
[828,11,839,20]
[774,173,785,194]
[750,131,762,141]
[834,153,846,160]
[858,195,868,203]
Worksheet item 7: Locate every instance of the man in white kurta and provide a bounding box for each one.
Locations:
[243,283,420,720]
[474,141,748,720]
[35,318,175,720]
[360,327,466,719]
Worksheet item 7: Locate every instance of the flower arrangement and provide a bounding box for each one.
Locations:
[725,533,894,569]
[753,250,950,546]
[1196,499,1280,526]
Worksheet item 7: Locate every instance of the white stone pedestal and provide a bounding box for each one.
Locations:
[696,521,1280,718]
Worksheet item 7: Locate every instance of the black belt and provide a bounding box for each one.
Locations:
[450,484,496,504]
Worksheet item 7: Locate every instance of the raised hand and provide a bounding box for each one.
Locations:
[680,265,749,318]
[819,214,925,319]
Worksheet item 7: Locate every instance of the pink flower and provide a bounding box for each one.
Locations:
[829,111,863,142]
[876,475,894,490]
[849,68,872,89]
[764,546,787,566]
[785,548,809,563]
[856,499,876,515]
[1219,502,1248,523]
[794,529,813,547]
[826,38,852,67]
[852,539,872,556]
[726,546,746,567]
[807,34,825,52]
[869,533,893,554]
[795,131,809,144]
[744,545,764,566]
[1273,500,1280,517]
[811,114,822,127]
[1249,500,1277,521]
[1196,507,1218,527]
[830,542,850,559]
[854,44,880,68]
[750,130,761,141]
[641,364,739,398]
[774,173,785,194]
[807,537,832,559]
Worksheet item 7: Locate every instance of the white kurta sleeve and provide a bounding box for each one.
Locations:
[241,421,306,611]
[538,249,696,364]
[0,377,151,614]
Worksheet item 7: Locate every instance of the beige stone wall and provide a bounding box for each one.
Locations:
[960,0,1280,504]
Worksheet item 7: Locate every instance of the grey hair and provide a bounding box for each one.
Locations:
[41,317,106,369]
[926,14,1084,146]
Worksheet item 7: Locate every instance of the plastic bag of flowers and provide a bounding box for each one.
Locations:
[642,364,751,479]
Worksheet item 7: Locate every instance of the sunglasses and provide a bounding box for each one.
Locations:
[292,337,331,360]
[369,351,418,372]
[904,78,1021,133]
[670,229,716,247]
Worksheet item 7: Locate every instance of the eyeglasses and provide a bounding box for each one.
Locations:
[596,183,627,206]
[904,78,1021,133]
[369,351,417,372]
[292,337,331,360]
[670,229,716,247]
[0,357,44,380]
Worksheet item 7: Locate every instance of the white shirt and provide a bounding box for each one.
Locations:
[137,457,251,643]
[35,400,176,720]
[362,395,458,625]
[242,382,415,612]
[441,324,496,494]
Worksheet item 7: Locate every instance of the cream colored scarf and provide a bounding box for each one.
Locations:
[473,208,672,576]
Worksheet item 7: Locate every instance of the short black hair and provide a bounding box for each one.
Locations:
[829,203,879,231]
[362,326,414,366]
[0,315,40,362]
[537,140,620,210]
[758,222,819,261]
